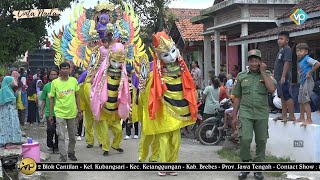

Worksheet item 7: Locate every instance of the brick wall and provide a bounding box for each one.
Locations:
[256,40,279,70]
[249,5,269,17]
[274,6,295,18]
[215,6,241,26]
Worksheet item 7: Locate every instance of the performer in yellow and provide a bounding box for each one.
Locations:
[79,75,103,148]
[146,32,197,176]
[91,43,131,157]
[131,58,160,162]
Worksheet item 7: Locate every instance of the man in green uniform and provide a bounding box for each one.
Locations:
[232,49,276,180]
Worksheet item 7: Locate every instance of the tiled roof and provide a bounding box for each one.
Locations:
[175,19,204,41]
[278,0,320,19]
[230,19,320,42]
[169,8,201,19]
[170,9,204,42]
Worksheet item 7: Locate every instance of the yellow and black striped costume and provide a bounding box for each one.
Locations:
[99,68,123,152]
[101,69,121,119]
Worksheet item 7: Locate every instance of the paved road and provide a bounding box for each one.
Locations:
[24,125,284,180]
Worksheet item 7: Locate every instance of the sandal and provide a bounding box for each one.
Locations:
[273,116,285,121]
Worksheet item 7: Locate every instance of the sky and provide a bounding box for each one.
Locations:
[46,0,213,39]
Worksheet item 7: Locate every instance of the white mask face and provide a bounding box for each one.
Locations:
[159,45,178,64]
[110,60,122,69]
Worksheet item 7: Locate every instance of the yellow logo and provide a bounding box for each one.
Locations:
[19,158,37,175]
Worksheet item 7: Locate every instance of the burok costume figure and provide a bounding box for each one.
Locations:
[91,42,131,157]
[147,31,197,176]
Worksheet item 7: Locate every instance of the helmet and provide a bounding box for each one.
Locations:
[273,96,282,109]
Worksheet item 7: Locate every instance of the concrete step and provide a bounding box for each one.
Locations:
[283,172,320,180]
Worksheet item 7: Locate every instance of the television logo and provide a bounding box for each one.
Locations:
[290,8,309,25]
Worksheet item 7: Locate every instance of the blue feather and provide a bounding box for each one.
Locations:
[127,44,134,59]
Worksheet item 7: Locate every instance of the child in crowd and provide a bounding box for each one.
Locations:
[16,81,26,127]
[27,81,38,125]
[36,80,45,126]
[226,74,233,94]
[296,43,320,126]
[124,70,139,140]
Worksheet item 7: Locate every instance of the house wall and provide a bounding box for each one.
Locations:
[214,6,242,27]
[248,5,270,17]
[248,5,295,18]
[256,40,279,70]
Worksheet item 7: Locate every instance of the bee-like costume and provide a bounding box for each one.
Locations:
[146,32,198,162]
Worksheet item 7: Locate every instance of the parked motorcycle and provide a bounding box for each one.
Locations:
[196,99,231,145]
[181,100,204,139]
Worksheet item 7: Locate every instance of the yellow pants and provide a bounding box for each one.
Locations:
[99,120,123,152]
[84,111,103,145]
[158,129,181,162]
[139,134,160,162]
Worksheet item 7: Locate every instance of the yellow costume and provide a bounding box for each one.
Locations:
[138,75,160,162]
[79,80,103,146]
[147,32,197,163]
[99,75,123,152]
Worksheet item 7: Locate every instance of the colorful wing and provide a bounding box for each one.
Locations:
[51,27,64,66]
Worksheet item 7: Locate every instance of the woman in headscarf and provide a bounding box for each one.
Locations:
[27,81,38,125]
[0,76,22,147]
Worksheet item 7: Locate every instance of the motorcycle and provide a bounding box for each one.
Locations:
[181,100,204,139]
[196,99,231,145]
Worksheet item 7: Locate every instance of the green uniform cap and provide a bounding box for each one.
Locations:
[248,49,262,59]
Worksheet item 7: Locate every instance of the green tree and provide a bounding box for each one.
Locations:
[131,0,176,43]
[0,0,74,65]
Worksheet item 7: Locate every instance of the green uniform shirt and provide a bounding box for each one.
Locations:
[232,70,276,120]
[41,82,55,118]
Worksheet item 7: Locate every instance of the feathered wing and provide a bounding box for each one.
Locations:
[52,27,64,66]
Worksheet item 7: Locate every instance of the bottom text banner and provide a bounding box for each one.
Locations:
[34,163,320,172]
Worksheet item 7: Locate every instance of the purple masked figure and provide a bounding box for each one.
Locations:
[96,13,109,39]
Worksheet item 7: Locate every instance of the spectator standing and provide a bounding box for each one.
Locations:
[27,70,33,86]
[0,76,22,147]
[33,69,41,80]
[296,43,320,126]
[232,49,276,180]
[41,69,49,84]
[202,76,220,120]
[218,73,229,101]
[36,80,45,126]
[231,65,240,80]
[27,81,38,125]
[49,62,81,162]
[16,81,26,127]
[191,61,202,89]
[40,69,59,153]
[19,67,27,79]
[273,31,296,122]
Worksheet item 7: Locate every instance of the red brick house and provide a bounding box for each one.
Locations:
[169,8,226,80]
[229,0,320,82]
